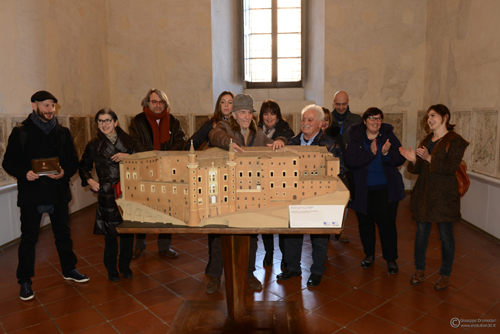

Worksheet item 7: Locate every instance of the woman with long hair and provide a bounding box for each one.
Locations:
[399,104,468,290]
[184,91,234,150]
[79,108,144,281]
[184,91,234,293]
[345,107,406,274]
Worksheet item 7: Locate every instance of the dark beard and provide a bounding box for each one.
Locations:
[36,106,52,122]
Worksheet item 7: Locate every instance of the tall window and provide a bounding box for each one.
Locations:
[243,0,302,88]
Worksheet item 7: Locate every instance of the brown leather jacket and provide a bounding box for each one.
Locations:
[209,117,285,149]
[128,112,185,151]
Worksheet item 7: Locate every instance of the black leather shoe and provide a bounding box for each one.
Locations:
[361,255,375,268]
[120,269,133,279]
[159,248,179,258]
[108,271,120,282]
[276,269,301,281]
[307,273,322,287]
[263,252,273,266]
[132,248,143,259]
[387,261,399,274]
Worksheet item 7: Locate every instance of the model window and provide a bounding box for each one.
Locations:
[161,186,166,193]
[133,173,137,179]
[149,170,153,177]
[126,172,130,179]
[270,182,274,188]
[282,171,286,177]
[173,187,177,194]
[173,169,177,175]
[140,184,145,192]
[151,185,155,192]
[282,182,286,188]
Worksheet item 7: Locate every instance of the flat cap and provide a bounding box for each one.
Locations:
[232,94,257,113]
[31,90,58,103]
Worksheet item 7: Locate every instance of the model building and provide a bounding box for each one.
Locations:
[116,143,349,228]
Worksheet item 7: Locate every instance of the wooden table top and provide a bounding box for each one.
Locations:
[116,221,342,235]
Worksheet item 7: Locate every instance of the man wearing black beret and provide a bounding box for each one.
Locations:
[3,90,89,301]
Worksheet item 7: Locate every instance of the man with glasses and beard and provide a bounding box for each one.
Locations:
[128,88,186,259]
[3,90,89,301]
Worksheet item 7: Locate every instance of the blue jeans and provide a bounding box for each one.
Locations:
[414,222,455,276]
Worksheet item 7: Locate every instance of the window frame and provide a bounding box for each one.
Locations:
[242,0,305,89]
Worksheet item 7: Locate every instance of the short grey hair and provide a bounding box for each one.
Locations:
[141,88,170,109]
[301,104,324,121]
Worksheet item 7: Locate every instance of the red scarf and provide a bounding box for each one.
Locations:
[143,107,170,150]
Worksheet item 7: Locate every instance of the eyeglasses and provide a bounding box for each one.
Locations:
[367,116,383,122]
[97,118,113,125]
[150,100,166,106]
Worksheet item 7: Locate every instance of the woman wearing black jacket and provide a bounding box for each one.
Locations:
[184,91,234,150]
[79,108,144,281]
[257,100,295,266]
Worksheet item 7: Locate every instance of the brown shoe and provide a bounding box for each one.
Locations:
[410,270,425,285]
[335,230,350,243]
[434,275,450,290]
[248,275,262,290]
[159,248,179,258]
[206,276,221,294]
[132,248,143,259]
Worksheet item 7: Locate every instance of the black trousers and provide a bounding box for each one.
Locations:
[261,234,285,255]
[17,204,78,284]
[282,234,330,275]
[134,233,171,252]
[355,187,399,261]
[208,234,258,278]
[104,234,134,273]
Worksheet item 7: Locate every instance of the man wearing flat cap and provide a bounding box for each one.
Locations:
[3,90,89,301]
[205,94,286,293]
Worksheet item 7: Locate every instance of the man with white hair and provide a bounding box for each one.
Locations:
[277,104,343,287]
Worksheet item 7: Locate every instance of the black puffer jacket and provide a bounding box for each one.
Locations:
[79,126,145,235]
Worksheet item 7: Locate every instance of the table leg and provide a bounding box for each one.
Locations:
[221,234,250,322]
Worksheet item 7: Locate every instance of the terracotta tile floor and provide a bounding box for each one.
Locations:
[1,197,499,333]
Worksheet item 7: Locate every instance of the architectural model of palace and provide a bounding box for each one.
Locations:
[116,143,350,228]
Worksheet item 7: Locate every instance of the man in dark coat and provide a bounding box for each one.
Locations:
[2,90,89,301]
[326,91,362,243]
[277,104,343,287]
[128,88,186,259]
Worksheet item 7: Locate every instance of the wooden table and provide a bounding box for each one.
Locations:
[117,222,341,333]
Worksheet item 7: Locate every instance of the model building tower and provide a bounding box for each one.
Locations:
[117,145,344,227]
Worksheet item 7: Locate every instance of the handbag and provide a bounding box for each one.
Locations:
[446,143,470,197]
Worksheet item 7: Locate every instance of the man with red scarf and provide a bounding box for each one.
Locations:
[128,88,186,259]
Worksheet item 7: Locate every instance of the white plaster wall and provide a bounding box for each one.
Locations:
[211,0,244,101]
[304,0,325,106]
[106,0,214,125]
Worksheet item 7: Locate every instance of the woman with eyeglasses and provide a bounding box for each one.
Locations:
[79,108,145,282]
[399,104,468,290]
[345,107,406,274]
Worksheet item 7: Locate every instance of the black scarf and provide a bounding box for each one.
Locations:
[30,110,57,135]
